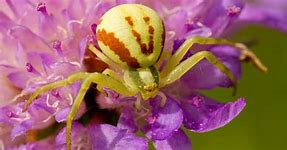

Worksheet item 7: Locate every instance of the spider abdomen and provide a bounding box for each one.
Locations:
[96,4,165,68]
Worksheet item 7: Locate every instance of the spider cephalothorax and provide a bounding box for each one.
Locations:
[124,66,160,100]
[22,4,267,150]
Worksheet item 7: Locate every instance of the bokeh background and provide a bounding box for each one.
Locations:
[187,25,287,150]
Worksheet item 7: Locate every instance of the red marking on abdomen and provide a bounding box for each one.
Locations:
[125,16,134,26]
[143,16,150,23]
[97,29,140,68]
[148,26,154,54]
[125,15,153,55]
[132,29,152,55]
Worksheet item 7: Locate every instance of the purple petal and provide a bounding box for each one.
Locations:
[55,107,70,123]
[18,98,56,130]
[39,53,57,72]
[0,106,18,125]
[29,97,56,115]
[173,38,186,53]
[0,66,19,104]
[144,96,183,140]
[155,0,243,37]
[26,52,46,74]
[239,3,287,32]
[153,129,191,150]
[180,46,241,89]
[89,124,147,150]
[8,26,51,53]
[16,3,39,35]
[201,0,244,36]
[0,11,11,23]
[0,12,12,34]
[60,22,89,62]
[56,122,91,149]
[97,88,136,109]
[48,62,80,77]
[82,1,114,26]
[67,0,86,20]
[165,10,188,38]
[7,71,32,89]
[180,94,246,132]
[117,107,138,132]
[116,0,137,4]
[185,26,212,38]
[4,97,57,137]
[1,0,31,18]
[11,120,33,139]
[37,2,58,41]
[55,103,86,123]
[7,139,55,150]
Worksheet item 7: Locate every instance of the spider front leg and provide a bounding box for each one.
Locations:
[160,36,267,77]
[88,44,124,72]
[66,72,136,150]
[96,68,123,95]
[161,51,237,91]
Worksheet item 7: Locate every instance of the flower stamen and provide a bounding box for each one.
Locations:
[52,40,64,57]
[91,24,97,35]
[25,63,41,75]
[227,5,241,17]
[37,2,48,16]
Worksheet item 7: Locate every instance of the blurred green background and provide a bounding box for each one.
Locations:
[188,25,287,150]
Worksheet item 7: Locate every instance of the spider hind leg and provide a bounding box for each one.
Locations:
[161,36,267,77]
[161,51,237,93]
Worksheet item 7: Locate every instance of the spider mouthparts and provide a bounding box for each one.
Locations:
[143,83,158,92]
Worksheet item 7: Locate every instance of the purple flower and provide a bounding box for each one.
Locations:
[0,0,282,149]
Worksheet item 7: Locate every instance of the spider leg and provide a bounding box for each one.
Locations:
[101,68,123,82]
[161,51,237,92]
[88,44,124,71]
[66,75,92,150]
[66,72,136,150]
[235,43,267,72]
[158,91,167,107]
[96,68,123,94]
[22,72,89,112]
[161,36,267,77]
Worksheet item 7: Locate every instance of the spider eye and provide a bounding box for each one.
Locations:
[96,4,165,68]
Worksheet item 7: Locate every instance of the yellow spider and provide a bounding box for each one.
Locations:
[21,4,267,150]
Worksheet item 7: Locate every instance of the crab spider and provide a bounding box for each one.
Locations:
[22,4,267,150]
